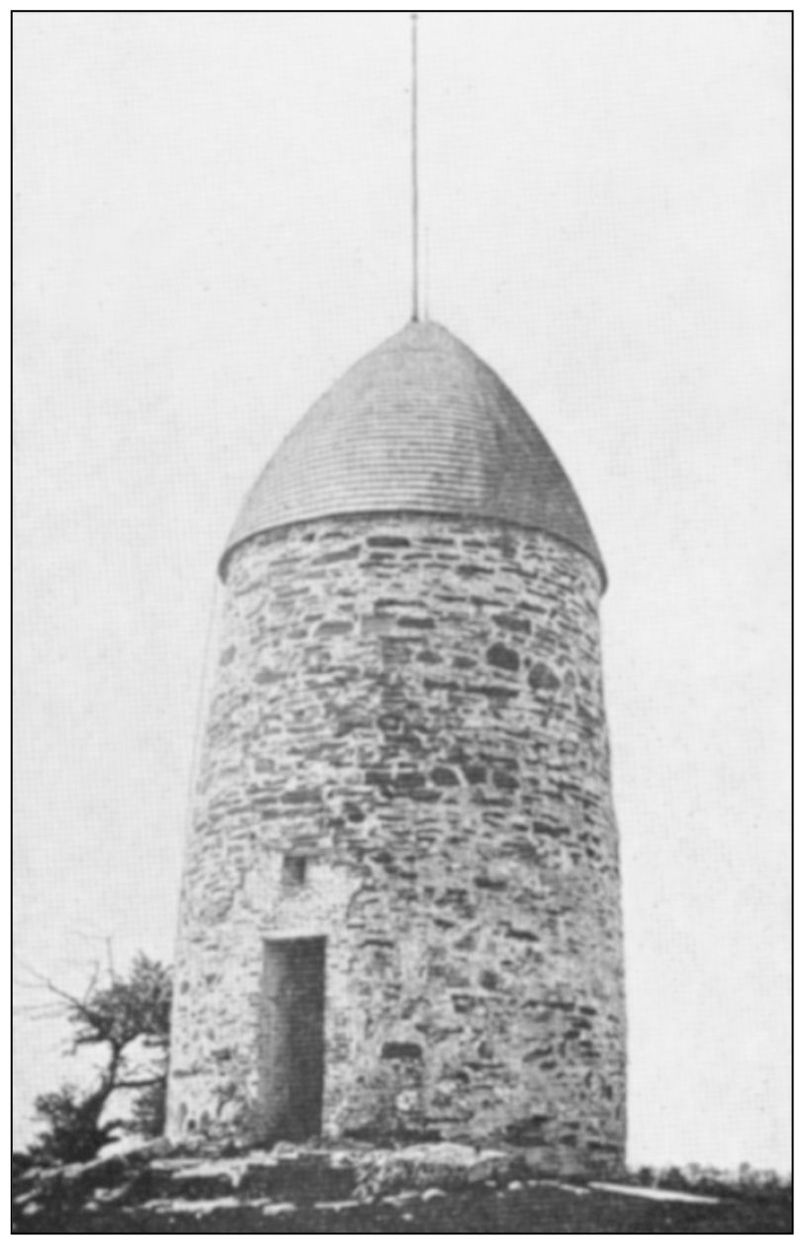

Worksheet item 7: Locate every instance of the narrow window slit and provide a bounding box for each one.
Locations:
[282,855,308,887]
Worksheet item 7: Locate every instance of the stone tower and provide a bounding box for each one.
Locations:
[167,320,626,1173]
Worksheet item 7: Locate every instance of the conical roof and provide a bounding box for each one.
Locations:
[221,320,605,588]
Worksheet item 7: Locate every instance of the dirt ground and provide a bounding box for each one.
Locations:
[13,1167,793,1234]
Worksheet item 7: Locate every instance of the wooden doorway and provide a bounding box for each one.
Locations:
[260,936,326,1140]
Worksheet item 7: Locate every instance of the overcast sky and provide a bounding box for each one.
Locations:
[13,12,790,1170]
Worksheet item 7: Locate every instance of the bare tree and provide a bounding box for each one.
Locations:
[17,952,172,1163]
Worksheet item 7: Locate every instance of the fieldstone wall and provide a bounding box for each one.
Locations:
[168,513,626,1172]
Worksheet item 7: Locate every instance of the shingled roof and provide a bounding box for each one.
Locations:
[221,320,606,588]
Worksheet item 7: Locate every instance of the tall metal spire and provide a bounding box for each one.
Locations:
[410,12,420,322]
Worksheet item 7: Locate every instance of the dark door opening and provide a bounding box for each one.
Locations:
[260,936,326,1141]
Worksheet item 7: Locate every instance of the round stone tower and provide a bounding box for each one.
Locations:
[167,320,626,1173]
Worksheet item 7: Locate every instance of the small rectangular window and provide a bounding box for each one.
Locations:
[282,855,307,887]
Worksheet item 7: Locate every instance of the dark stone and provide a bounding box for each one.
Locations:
[316,620,353,637]
[532,822,567,838]
[492,769,519,792]
[487,643,520,672]
[396,616,435,629]
[280,788,320,805]
[529,662,561,692]
[479,969,500,990]
[423,678,461,693]
[431,766,459,787]
[381,1041,423,1060]
[367,536,411,549]
[474,875,506,891]
[255,667,281,684]
[220,645,236,666]
[392,771,426,791]
[469,684,519,700]
[523,1046,553,1063]
[504,1115,551,1144]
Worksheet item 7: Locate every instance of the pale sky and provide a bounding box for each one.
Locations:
[13,12,791,1170]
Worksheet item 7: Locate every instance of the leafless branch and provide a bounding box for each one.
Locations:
[114,1077,165,1090]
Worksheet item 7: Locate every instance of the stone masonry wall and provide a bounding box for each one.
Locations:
[168,514,626,1172]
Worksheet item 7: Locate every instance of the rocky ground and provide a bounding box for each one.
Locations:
[12,1141,793,1234]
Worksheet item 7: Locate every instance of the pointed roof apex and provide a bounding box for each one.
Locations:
[221,320,606,589]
